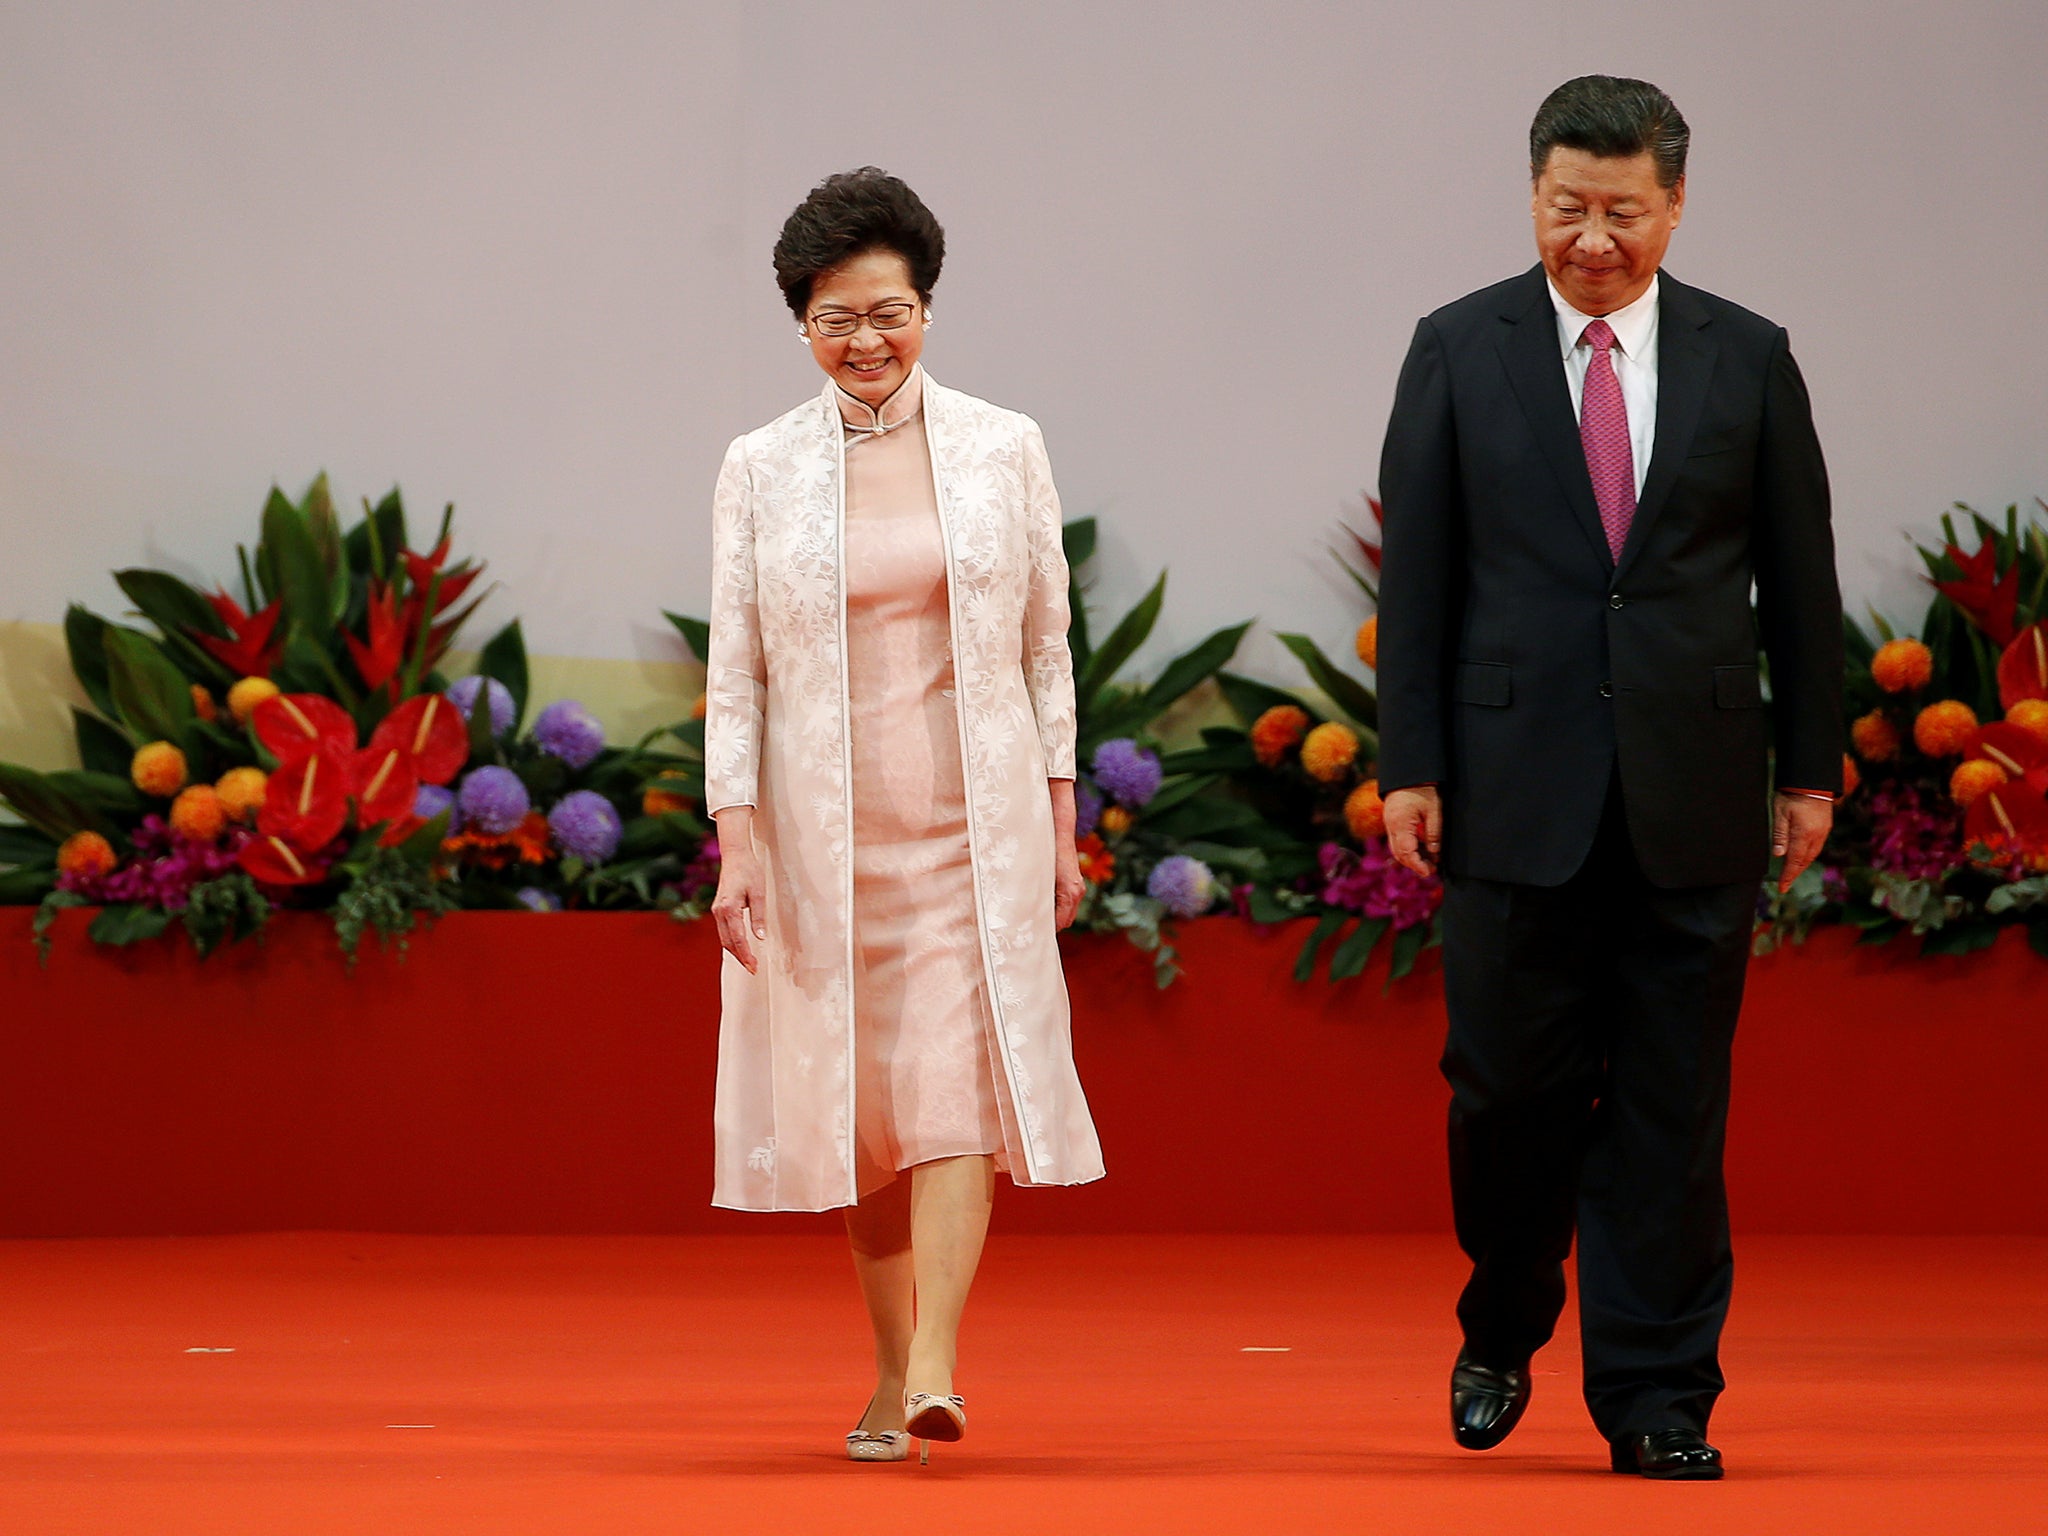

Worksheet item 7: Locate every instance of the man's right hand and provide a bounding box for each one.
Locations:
[1385,785,1444,878]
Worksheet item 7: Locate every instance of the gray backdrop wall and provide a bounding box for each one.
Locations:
[4,1,2045,730]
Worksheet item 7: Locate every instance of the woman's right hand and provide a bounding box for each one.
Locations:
[710,811,767,974]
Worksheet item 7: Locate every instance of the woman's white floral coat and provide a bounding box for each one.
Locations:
[705,374,1105,1211]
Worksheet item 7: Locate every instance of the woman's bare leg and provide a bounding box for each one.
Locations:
[903,1154,997,1401]
[843,1174,915,1432]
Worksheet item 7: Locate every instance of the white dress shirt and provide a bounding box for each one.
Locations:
[1551,273,1659,499]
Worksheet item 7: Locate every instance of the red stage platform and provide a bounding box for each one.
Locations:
[0,910,2040,1237]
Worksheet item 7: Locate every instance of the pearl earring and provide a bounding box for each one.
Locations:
[797,326,808,340]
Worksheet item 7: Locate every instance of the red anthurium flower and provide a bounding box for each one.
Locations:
[343,581,407,693]
[1996,621,2048,711]
[238,833,328,886]
[350,743,420,827]
[192,591,285,677]
[1932,539,2021,649]
[257,747,351,852]
[369,693,469,785]
[251,692,359,765]
[1965,722,2048,855]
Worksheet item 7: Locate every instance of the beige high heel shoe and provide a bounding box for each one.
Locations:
[903,1392,966,1465]
[845,1395,910,1463]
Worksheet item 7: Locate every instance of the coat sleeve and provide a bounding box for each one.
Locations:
[1375,317,1461,792]
[1752,327,1845,794]
[704,435,767,815]
[1019,417,1078,780]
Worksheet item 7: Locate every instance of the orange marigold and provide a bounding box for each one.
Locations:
[691,693,708,720]
[2007,698,2048,747]
[227,676,280,724]
[1850,710,1900,763]
[1250,704,1311,767]
[1913,699,1979,758]
[1344,779,1386,841]
[57,830,118,879]
[1950,758,2008,808]
[170,785,228,842]
[1075,832,1115,885]
[1355,615,1379,671]
[131,740,189,797]
[1870,637,1934,694]
[1300,721,1360,782]
[1839,753,1860,798]
[215,767,269,822]
[643,786,694,817]
[190,684,220,724]
[1099,805,1134,838]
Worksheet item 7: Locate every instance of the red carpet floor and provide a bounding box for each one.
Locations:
[1,1235,2041,1534]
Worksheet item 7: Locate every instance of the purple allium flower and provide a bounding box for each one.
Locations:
[548,789,623,865]
[1147,854,1217,918]
[1866,781,1964,882]
[532,699,605,769]
[1318,839,1441,930]
[514,886,562,913]
[413,783,459,832]
[1091,738,1163,808]
[445,675,515,737]
[458,765,530,836]
[1074,780,1104,839]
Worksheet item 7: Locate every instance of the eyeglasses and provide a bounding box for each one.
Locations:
[806,300,918,338]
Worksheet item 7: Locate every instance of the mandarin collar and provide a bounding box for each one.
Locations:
[833,365,925,439]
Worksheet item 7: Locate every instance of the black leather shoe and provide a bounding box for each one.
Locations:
[1451,1350,1531,1450]
[1609,1428,1725,1480]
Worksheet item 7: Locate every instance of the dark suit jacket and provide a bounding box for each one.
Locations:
[1376,265,1844,888]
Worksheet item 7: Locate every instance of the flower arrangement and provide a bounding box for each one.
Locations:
[1191,502,1445,983]
[1759,501,2048,958]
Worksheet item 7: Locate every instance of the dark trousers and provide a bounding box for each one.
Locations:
[1439,776,1758,1440]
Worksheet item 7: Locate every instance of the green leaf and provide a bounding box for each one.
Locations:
[1388,920,1432,981]
[1062,516,1098,569]
[1141,622,1253,715]
[2029,917,2048,961]
[0,763,123,842]
[1135,773,1217,821]
[394,810,452,864]
[1159,737,1256,774]
[476,620,531,730]
[1145,796,1264,842]
[48,770,145,818]
[663,610,711,662]
[0,824,59,866]
[65,606,119,718]
[1276,632,1380,732]
[1293,910,1346,983]
[0,866,57,903]
[1919,921,2000,958]
[101,627,197,747]
[1217,671,1313,728]
[115,568,230,646]
[1329,917,1390,980]
[467,679,499,759]
[87,904,174,946]
[1075,571,1165,710]
[1246,886,1297,924]
[72,709,134,776]
[263,484,336,632]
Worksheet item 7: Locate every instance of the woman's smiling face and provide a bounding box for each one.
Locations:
[802,247,927,405]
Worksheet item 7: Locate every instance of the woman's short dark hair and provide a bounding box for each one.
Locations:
[1529,76,1689,189]
[772,167,946,318]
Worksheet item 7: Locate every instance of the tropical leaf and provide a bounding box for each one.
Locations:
[1388,920,1434,980]
[1328,917,1389,981]
[1293,910,1346,983]
[102,627,197,746]
[114,568,228,640]
[0,866,57,903]
[71,710,134,777]
[1217,670,1312,727]
[48,770,146,819]
[0,824,58,867]
[1075,572,1165,711]
[64,605,119,719]
[1141,622,1252,715]
[1276,632,1379,732]
[476,620,531,730]
[87,904,174,946]
[262,484,336,632]
[663,610,711,662]
[1062,516,1097,569]
[0,763,123,842]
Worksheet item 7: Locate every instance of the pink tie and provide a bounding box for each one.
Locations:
[1579,318,1635,563]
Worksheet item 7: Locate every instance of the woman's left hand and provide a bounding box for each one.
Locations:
[1054,842,1085,931]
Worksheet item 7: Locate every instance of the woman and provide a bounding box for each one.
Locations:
[704,168,1104,1465]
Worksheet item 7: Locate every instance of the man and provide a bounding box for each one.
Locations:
[1377,76,1843,1481]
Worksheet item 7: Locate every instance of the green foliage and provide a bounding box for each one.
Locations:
[476,620,531,731]
[332,846,459,963]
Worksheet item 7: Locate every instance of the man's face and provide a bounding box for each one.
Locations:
[1532,147,1684,315]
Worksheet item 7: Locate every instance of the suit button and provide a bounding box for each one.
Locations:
[1599,681,1614,698]
[1608,594,1625,609]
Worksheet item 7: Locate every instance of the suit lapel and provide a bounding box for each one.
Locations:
[1613,275,1717,585]
[1495,269,1613,571]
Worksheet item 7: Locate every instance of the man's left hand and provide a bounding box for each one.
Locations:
[1772,792,1834,892]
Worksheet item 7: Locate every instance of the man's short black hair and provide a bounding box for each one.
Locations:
[772,167,946,319]
[1530,76,1689,188]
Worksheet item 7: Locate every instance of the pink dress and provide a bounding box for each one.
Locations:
[839,372,1023,1194]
